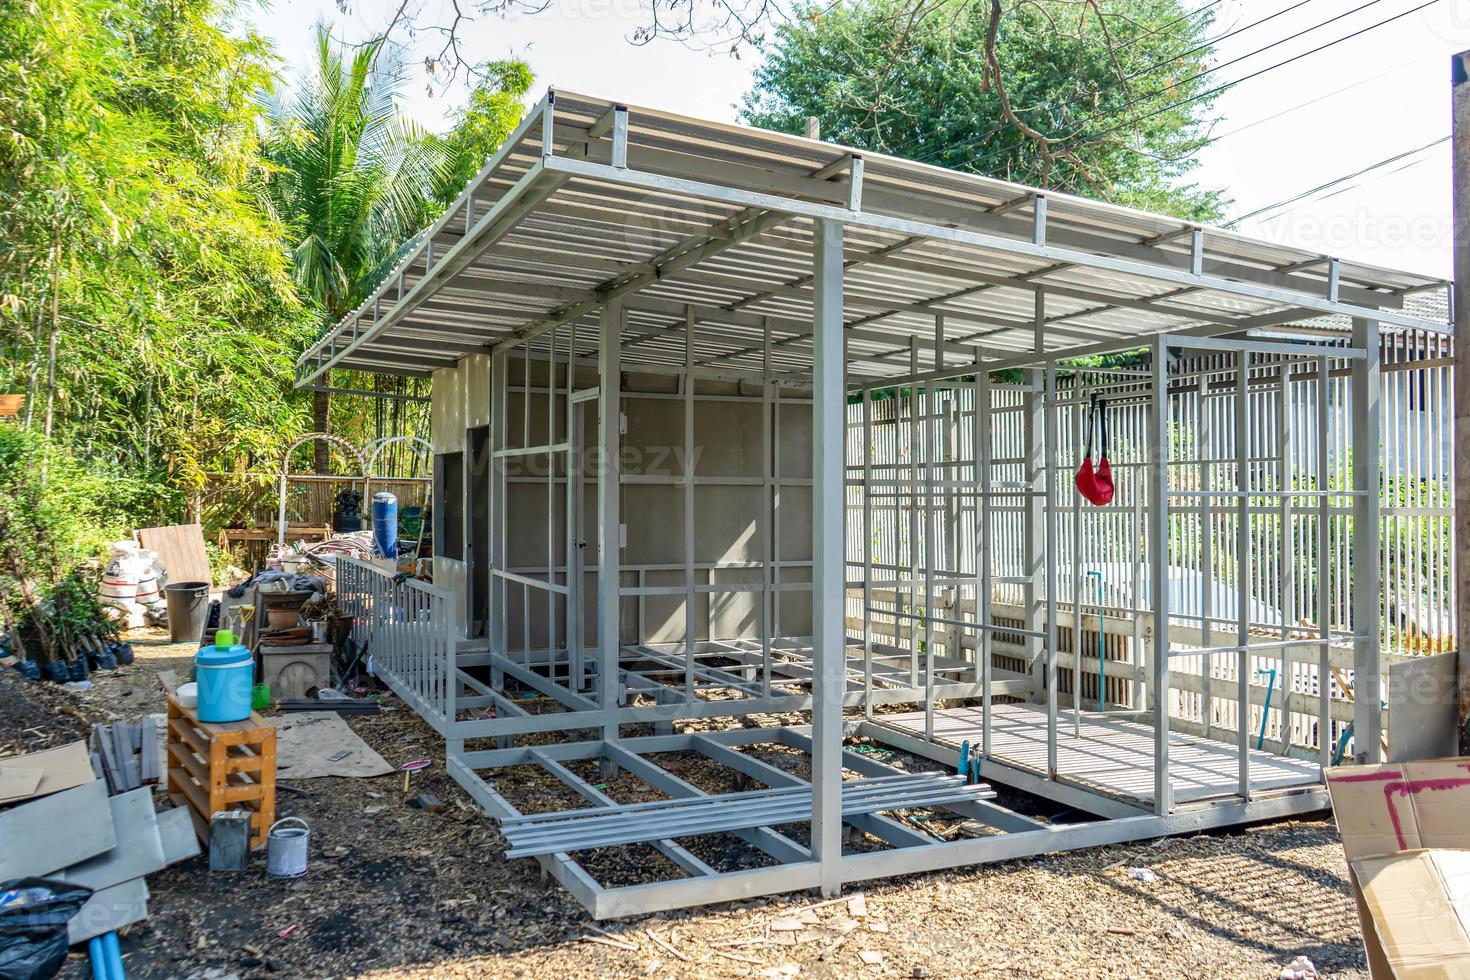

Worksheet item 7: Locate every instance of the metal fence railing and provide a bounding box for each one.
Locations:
[336,556,457,733]
[845,327,1453,762]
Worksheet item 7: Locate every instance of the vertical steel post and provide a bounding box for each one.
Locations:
[1072,373,1084,730]
[1277,361,1296,755]
[684,306,696,699]
[762,318,775,699]
[1450,49,1470,753]
[1317,355,1332,773]
[1042,292,1059,781]
[908,338,921,689]
[567,318,583,691]
[924,316,940,740]
[1351,317,1383,763]
[975,349,993,759]
[1149,336,1173,814]
[811,218,846,897]
[1235,355,1252,800]
[862,386,874,719]
[598,301,624,751]
[1199,368,1214,738]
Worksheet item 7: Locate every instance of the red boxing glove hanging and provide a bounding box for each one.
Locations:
[1074,393,1114,506]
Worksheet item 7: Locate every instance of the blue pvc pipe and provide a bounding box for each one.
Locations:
[104,930,125,979]
[1256,667,1277,750]
[89,937,109,980]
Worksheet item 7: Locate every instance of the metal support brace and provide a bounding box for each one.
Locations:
[598,301,624,755]
[1149,336,1172,814]
[1351,317,1382,762]
[811,218,846,897]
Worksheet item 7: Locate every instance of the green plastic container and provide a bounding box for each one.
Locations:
[252,683,271,711]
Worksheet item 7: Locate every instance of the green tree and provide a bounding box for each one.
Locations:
[0,0,314,516]
[259,28,449,472]
[428,60,535,212]
[741,0,1226,220]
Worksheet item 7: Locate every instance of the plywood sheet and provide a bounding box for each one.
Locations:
[272,712,392,779]
[136,523,210,585]
[1388,652,1459,762]
[0,780,115,878]
[0,740,95,804]
[68,878,148,945]
[59,788,166,891]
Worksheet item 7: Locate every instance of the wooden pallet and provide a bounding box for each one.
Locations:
[165,693,276,850]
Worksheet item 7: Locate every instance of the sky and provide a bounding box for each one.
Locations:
[246,0,1470,279]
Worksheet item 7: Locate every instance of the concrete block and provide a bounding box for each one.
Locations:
[260,643,333,700]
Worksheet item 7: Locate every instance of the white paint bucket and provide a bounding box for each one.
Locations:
[266,817,310,878]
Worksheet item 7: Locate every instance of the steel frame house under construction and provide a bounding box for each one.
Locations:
[296,90,1452,918]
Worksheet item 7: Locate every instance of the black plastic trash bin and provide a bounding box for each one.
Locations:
[164,581,210,643]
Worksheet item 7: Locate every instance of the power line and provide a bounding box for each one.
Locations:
[1179,50,1436,150]
[926,0,1413,169]
[885,0,1283,161]
[956,0,1440,179]
[1226,135,1450,226]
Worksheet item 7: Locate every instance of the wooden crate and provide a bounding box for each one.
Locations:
[166,693,276,850]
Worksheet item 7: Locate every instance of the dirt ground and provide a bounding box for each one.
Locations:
[0,631,1369,979]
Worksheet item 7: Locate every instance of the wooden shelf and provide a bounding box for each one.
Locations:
[165,693,276,850]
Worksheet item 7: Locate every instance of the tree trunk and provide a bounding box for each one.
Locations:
[313,387,330,473]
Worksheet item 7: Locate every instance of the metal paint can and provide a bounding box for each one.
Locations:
[266,817,310,878]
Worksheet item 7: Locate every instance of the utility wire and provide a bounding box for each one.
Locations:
[926,0,1414,168]
[1226,136,1450,226]
[938,0,1441,183]
[1184,50,1436,148]
[885,0,1292,161]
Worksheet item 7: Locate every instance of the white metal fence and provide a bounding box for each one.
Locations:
[845,327,1453,760]
[336,556,458,733]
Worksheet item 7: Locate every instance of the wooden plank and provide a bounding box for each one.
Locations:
[113,723,139,791]
[140,716,158,783]
[0,781,116,878]
[136,523,211,585]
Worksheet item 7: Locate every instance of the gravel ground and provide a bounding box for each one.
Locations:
[0,634,1368,980]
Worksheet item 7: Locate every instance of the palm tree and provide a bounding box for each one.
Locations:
[260,27,446,472]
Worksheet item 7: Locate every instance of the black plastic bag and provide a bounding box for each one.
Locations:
[65,657,88,683]
[0,878,93,980]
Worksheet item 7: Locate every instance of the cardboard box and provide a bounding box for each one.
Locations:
[1328,759,1470,978]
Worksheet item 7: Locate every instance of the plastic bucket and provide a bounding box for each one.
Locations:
[165,581,211,642]
[266,818,310,878]
[195,644,253,723]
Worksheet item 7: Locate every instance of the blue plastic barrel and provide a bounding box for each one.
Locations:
[195,631,253,723]
[371,492,398,558]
